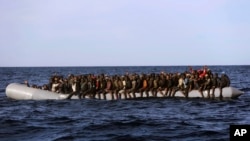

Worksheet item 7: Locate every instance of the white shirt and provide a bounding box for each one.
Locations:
[51,83,59,92]
[72,83,76,92]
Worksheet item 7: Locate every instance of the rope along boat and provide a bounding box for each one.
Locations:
[6,83,244,100]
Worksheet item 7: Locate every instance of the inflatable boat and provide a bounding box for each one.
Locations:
[5,83,244,100]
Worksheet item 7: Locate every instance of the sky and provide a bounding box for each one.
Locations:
[0,0,250,66]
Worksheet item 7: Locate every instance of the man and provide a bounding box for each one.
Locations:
[79,77,88,99]
[145,74,154,97]
[104,76,113,100]
[183,73,191,98]
[113,75,122,100]
[157,73,166,97]
[127,75,137,99]
[51,77,60,92]
[172,73,184,97]
[203,74,211,99]
[66,76,80,99]
[219,72,229,100]
[96,75,107,99]
[211,73,219,100]
[139,74,148,98]
[24,80,30,87]
[124,76,132,99]
[165,74,173,97]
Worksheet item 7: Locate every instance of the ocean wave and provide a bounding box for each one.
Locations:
[0,66,249,141]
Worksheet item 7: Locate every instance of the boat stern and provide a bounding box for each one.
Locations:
[230,87,244,99]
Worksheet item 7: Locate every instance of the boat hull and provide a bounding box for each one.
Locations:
[6,83,244,100]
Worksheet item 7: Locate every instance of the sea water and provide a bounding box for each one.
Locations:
[0,66,250,141]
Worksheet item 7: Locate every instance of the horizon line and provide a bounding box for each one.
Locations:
[0,64,249,67]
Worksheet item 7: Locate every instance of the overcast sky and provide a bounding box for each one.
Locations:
[0,0,249,66]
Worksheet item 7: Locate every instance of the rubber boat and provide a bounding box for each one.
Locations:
[5,83,244,100]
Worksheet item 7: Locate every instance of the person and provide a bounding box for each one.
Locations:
[127,75,137,99]
[57,77,65,93]
[139,74,148,98]
[146,74,154,97]
[118,76,127,99]
[64,78,72,94]
[135,74,143,98]
[211,73,219,100]
[24,80,30,87]
[183,73,190,98]
[124,75,132,99]
[95,75,100,98]
[113,75,121,100]
[81,76,96,99]
[169,73,178,97]
[197,75,205,98]
[42,84,49,90]
[32,84,38,88]
[165,74,173,97]
[90,77,97,99]
[104,76,113,100]
[203,74,211,98]
[219,72,229,100]
[157,73,166,97]
[193,74,204,98]
[188,74,195,94]
[96,75,107,99]
[171,73,184,97]
[79,77,88,99]
[152,74,159,97]
[51,77,60,92]
[66,76,80,99]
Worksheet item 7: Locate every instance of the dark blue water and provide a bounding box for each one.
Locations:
[0,66,250,141]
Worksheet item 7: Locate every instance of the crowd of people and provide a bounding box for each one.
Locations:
[25,66,230,100]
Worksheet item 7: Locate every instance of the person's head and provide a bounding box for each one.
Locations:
[191,74,194,79]
[120,75,124,80]
[215,73,218,77]
[165,75,169,79]
[105,76,109,80]
[139,74,144,79]
[54,77,58,83]
[221,71,225,77]
[68,74,74,79]
[74,76,78,82]
[205,74,209,79]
